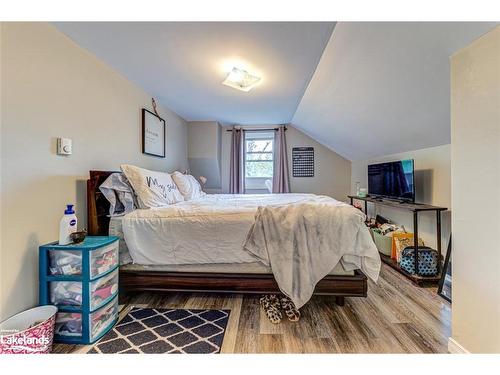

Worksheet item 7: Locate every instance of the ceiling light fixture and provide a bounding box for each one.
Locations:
[222,67,261,92]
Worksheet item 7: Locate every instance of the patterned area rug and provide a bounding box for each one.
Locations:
[88,307,230,354]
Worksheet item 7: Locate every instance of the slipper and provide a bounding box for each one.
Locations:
[279,296,301,322]
[259,294,282,324]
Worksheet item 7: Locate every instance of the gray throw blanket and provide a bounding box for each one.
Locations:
[243,197,380,308]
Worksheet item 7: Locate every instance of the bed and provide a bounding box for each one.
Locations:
[87,170,375,306]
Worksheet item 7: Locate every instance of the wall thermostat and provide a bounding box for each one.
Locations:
[57,138,72,155]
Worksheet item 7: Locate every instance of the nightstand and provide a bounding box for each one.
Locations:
[39,236,119,344]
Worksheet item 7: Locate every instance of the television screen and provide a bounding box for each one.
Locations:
[368,159,415,201]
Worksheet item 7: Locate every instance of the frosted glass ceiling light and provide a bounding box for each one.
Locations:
[222,67,261,92]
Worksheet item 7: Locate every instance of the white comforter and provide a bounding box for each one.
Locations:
[122,194,323,265]
[121,194,380,285]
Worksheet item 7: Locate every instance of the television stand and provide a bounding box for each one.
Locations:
[348,195,447,286]
[399,200,415,204]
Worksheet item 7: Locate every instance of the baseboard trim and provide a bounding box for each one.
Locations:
[448,337,470,354]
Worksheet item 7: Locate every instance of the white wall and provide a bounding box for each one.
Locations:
[0,23,189,320]
[351,144,451,250]
[450,26,500,353]
[220,125,352,199]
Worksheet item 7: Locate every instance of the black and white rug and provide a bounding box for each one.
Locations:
[88,307,230,354]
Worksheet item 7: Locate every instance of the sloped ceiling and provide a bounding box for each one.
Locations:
[292,22,498,160]
[54,22,498,160]
[53,22,334,124]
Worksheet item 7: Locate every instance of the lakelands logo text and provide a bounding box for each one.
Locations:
[0,332,50,353]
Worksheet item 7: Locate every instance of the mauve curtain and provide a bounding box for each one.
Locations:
[229,127,245,194]
[272,126,290,193]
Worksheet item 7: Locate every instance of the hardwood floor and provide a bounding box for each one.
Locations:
[52,264,451,354]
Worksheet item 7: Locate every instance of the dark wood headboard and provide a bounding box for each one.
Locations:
[87,170,117,235]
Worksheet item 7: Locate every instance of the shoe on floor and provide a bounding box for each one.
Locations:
[259,294,282,324]
[279,296,301,322]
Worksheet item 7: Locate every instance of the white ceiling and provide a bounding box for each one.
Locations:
[54,22,498,160]
[53,22,335,124]
[292,22,498,160]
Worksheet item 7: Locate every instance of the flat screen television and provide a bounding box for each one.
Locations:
[368,159,415,202]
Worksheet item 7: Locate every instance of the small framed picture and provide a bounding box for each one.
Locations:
[142,108,165,158]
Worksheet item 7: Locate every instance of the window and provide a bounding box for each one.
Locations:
[244,131,274,191]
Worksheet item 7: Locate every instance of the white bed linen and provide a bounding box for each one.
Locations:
[122,193,346,265]
[109,216,132,265]
[111,215,354,275]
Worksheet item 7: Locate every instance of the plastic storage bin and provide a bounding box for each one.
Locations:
[90,242,119,278]
[54,312,82,337]
[48,269,118,310]
[90,269,119,310]
[371,228,393,256]
[90,296,118,341]
[47,240,118,278]
[49,250,82,275]
[39,236,119,345]
[50,281,82,306]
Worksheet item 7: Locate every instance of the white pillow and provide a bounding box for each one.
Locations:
[171,171,206,201]
[120,164,184,208]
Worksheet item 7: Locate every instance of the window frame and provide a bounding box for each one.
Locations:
[243,132,275,188]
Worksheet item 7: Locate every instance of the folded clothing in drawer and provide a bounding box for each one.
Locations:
[55,312,82,337]
[90,296,118,341]
[90,243,118,278]
[90,270,118,310]
[50,282,82,306]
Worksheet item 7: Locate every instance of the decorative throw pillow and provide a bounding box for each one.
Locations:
[171,171,206,201]
[120,164,184,208]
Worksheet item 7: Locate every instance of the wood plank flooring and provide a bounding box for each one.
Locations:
[53,264,451,353]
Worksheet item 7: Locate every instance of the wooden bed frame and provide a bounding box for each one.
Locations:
[87,170,368,305]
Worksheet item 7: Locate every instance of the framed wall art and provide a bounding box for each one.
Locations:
[142,108,165,158]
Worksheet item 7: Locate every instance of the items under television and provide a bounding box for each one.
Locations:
[399,246,439,276]
[376,214,390,225]
[348,194,447,286]
[292,147,314,177]
[368,159,415,202]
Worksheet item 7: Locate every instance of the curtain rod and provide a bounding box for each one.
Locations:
[226,127,287,132]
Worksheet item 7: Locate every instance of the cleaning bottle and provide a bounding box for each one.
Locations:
[59,204,78,245]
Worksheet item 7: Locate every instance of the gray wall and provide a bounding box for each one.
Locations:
[0,23,189,320]
[220,125,352,200]
[187,121,222,190]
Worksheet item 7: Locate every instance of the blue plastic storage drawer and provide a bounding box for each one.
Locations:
[39,236,120,344]
[49,269,119,310]
[46,239,118,279]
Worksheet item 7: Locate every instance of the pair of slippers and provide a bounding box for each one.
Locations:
[259,294,300,324]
